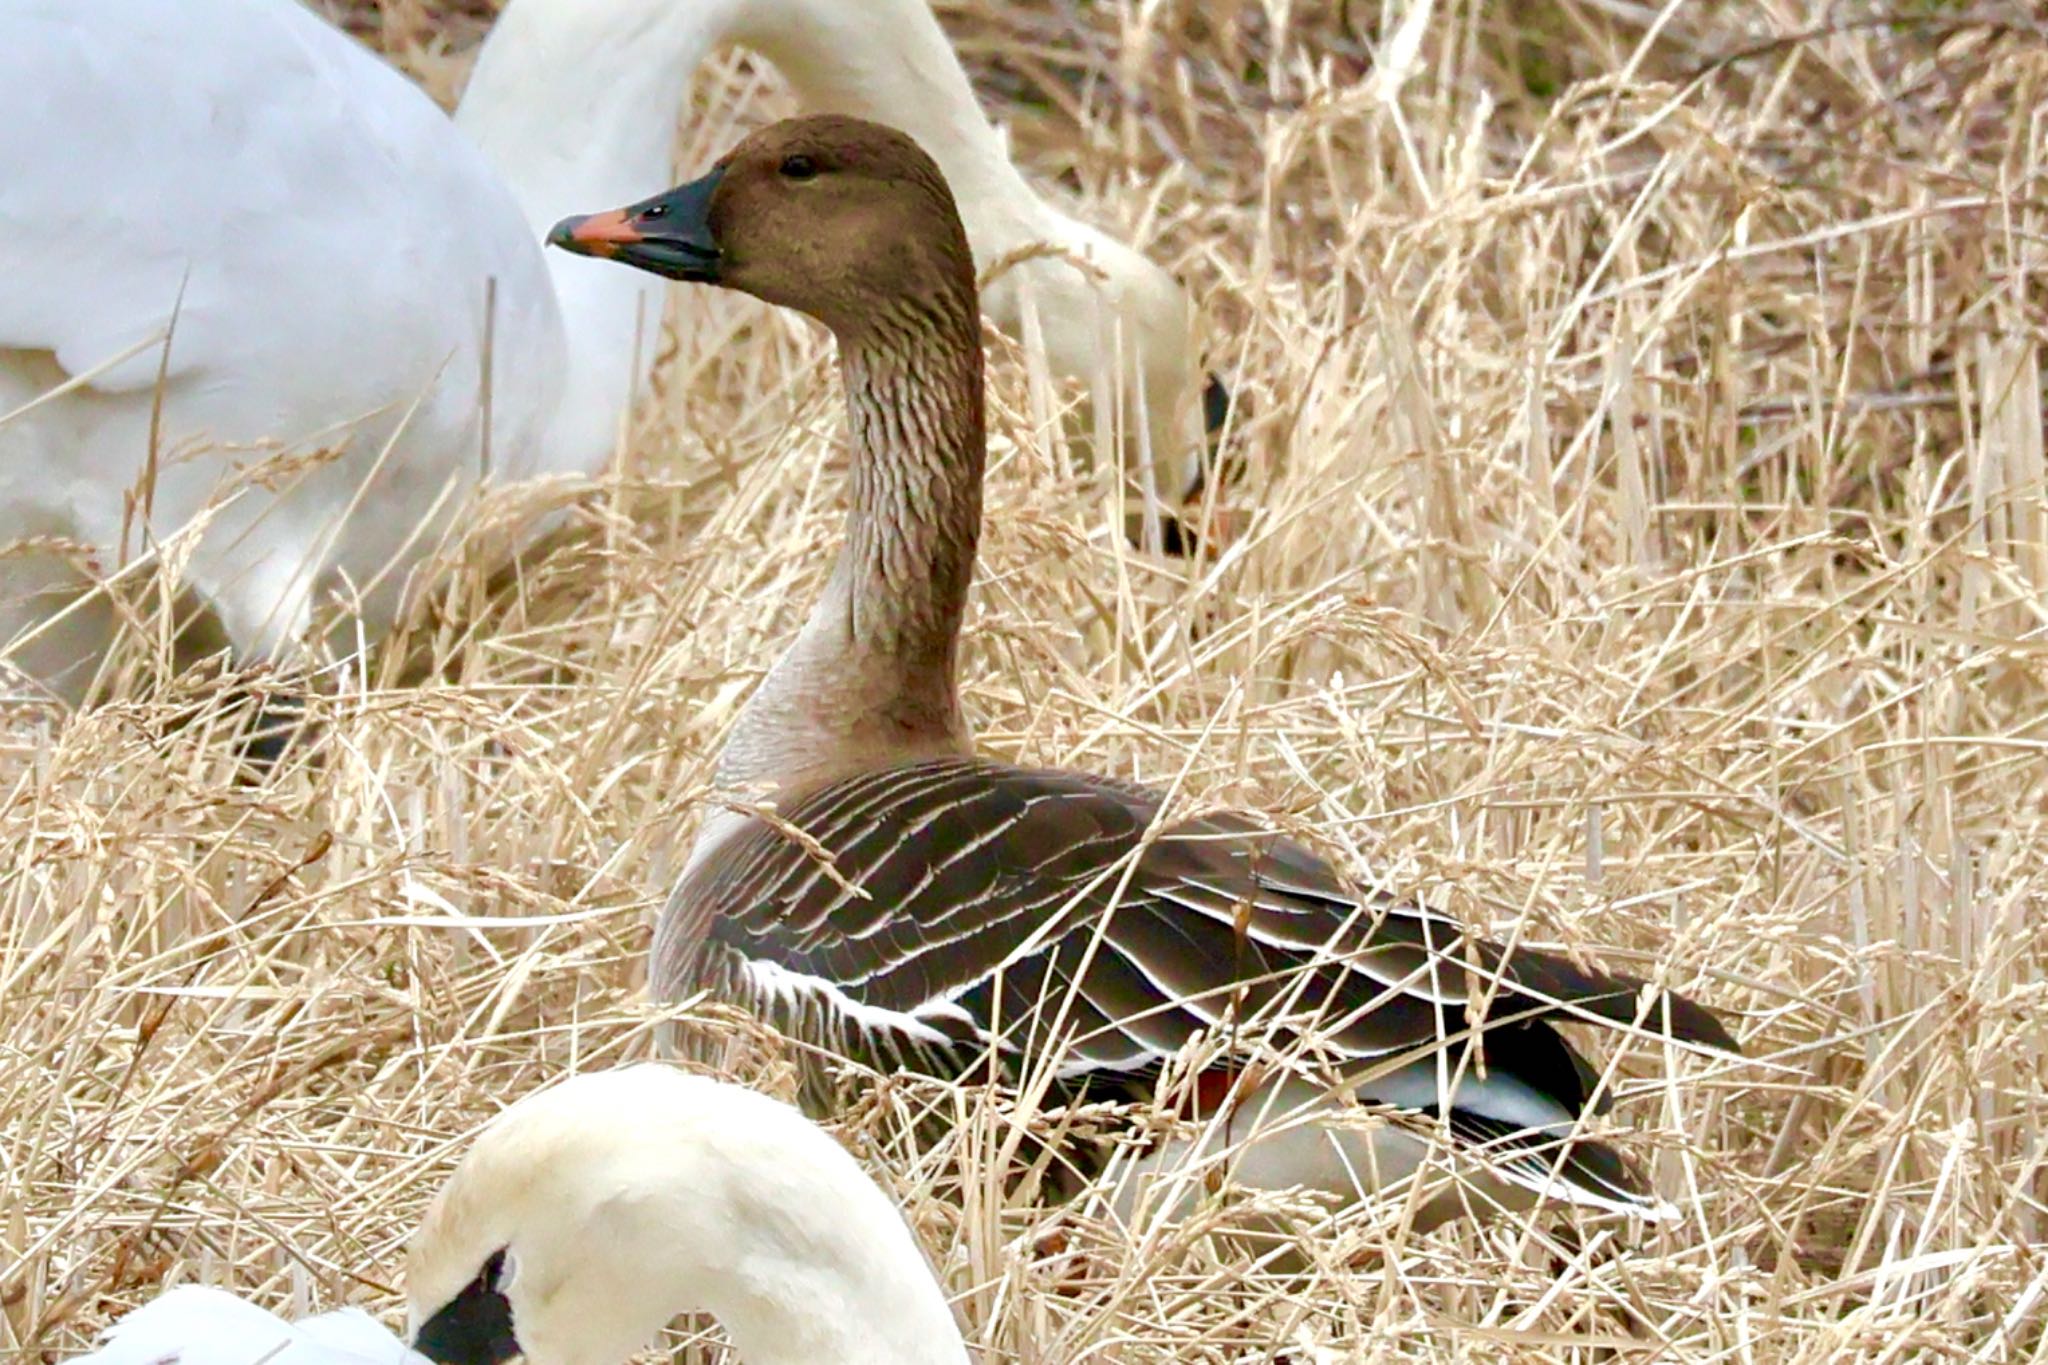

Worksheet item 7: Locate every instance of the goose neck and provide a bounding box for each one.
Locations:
[452,0,1041,476]
[713,296,984,796]
[833,303,987,669]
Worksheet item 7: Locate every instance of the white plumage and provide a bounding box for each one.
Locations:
[71,1286,425,1365]
[73,1067,966,1365]
[0,0,1203,700]
[0,0,565,693]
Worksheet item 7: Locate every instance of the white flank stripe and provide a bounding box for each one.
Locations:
[1484,1147,1680,1222]
[742,958,959,1048]
[908,996,1001,1043]
[1363,1061,1575,1132]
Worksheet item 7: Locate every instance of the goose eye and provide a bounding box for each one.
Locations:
[779,154,819,181]
[640,203,669,221]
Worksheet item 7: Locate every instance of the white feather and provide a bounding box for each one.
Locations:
[1097,1072,1668,1235]
[75,1286,425,1365]
[79,1070,968,1365]
[408,1065,970,1365]
[743,955,970,1049]
[0,0,1202,696]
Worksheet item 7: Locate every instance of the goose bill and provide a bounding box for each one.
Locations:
[547,169,723,282]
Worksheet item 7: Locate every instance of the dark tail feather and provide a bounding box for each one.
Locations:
[1496,947,1741,1054]
[1564,980,1740,1054]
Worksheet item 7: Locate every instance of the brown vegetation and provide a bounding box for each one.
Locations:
[5,1,2044,1360]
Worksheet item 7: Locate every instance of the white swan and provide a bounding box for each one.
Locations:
[73,1066,967,1365]
[0,0,1206,702]
[71,1287,427,1365]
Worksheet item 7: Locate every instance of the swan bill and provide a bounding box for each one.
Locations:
[412,1247,520,1365]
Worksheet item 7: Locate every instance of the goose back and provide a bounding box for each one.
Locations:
[656,754,1735,1205]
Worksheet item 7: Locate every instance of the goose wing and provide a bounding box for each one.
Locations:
[659,756,1736,1086]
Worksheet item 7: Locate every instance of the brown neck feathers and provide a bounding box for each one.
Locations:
[715,220,985,797]
[837,290,985,679]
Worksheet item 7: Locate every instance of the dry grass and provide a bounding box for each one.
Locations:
[6,0,2047,1360]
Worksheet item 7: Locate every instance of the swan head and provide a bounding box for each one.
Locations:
[550,116,976,342]
[405,1064,963,1365]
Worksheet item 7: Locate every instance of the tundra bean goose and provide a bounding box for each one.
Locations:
[552,117,1740,1228]
[0,0,1213,711]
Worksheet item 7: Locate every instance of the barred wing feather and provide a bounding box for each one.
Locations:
[657,757,1736,1094]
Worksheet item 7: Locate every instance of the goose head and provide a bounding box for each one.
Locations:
[550,115,1224,547]
[550,116,974,343]
[406,1065,965,1365]
[551,118,990,800]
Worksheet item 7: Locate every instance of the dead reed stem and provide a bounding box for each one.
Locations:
[5,1,2045,1361]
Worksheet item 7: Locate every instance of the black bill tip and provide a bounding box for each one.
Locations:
[545,170,725,283]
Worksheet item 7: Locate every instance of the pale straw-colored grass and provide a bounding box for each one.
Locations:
[4,1,2044,1361]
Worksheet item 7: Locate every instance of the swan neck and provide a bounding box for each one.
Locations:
[648,1095,971,1364]
[422,1070,969,1365]
[728,0,1034,222]
[449,0,1043,474]
[456,1,740,221]
[454,0,744,468]
[697,1250,968,1365]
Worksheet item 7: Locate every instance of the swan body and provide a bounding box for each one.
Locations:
[0,0,564,693]
[72,1286,424,1365]
[72,1068,964,1365]
[407,1066,968,1365]
[0,0,1204,700]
